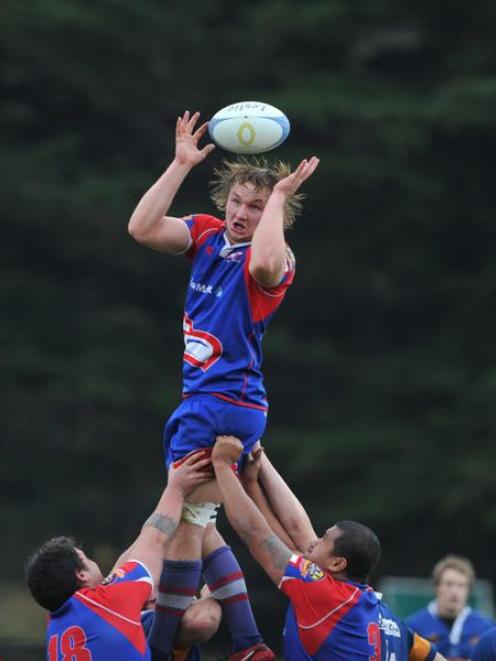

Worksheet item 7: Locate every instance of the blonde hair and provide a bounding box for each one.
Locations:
[209,156,304,230]
[432,554,476,588]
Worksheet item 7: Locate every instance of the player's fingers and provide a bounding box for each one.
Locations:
[179,110,190,130]
[307,156,320,173]
[216,434,240,443]
[193,121,209,138]
[196,474,214,485]
[188,111,200,129]
[295,157,319,184]
[177,114,190,137]
[192,458,213,471]
[252,448,263,460]
[184,453,210,467]
[201,143,216,157]
[301,159,320,183]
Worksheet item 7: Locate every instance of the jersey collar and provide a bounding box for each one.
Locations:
[219,232,251,258]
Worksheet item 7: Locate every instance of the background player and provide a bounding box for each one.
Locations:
[128,109,319,658]
[26,455,220,659]
[211,435,447,661]
[406,555,495,660]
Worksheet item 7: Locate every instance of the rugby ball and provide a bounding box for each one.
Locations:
[209,101,290,154]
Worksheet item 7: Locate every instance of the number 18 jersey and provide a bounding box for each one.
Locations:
[46,560,153,660]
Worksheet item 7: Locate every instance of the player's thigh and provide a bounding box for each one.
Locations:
[163,395,267,466]
[188,479,222,504]
[162,396,218,467]
[202,523,226,557]
[166,520,205,559]
[215,400,267,457]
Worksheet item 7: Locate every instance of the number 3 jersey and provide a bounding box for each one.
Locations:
[46,560,153,660]
[280,554,438,661]
[180,214,295,412]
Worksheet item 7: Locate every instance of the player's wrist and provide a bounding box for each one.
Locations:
[171,156,196,172]
[165,479,188,498]
[173,147,202,165]
[270,186,290,202]
[212,455,234,468]
[242,477,259,494]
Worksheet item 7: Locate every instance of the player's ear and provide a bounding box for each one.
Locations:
[76,567,91,586]
[328,555,347,573]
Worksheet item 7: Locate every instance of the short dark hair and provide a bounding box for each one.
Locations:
[26,536,85,611]
[333,521,381,583]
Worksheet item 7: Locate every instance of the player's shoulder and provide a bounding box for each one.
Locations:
[74,561,153,612]
[186,213,225,230]
[284,554,325,581]
[101,559,153,586]
[184,214,225,252]
[404,606,431,626]
[378,600,410,631]
[469,609,496,627]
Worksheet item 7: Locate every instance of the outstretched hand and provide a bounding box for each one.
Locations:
[168,452,213,496]
[274,156,320,196]
[175,110,215,167]
[212,435,244,465]
[242,442,263,486]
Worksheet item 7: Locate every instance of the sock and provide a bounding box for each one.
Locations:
[203,546,262,652]
[148,559,202,659]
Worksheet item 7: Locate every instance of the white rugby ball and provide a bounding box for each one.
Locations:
[209,101,290,154]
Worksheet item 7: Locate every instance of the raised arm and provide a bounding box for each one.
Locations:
[249,156,319,287]
[124,454,211,586]
[128,111,215,254]
[212,436,293,585]
[241,446,298,551]
[258,450,317,553]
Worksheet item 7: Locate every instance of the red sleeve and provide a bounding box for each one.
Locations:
[184,214,225,258]
[73,561,153,654]
[78,560,153,621]
[279,555,361,655]
[244,244,296,323]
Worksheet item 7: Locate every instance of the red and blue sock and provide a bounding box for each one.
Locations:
[203,545,262,652]
[148,559,202,659]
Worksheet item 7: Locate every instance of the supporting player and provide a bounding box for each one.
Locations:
[211,435,448,661]
[128,109,319,659]
[26,455,221,659]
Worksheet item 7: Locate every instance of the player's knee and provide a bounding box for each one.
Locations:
[178,598,222,645]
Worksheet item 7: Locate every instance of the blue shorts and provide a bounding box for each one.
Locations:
[163,394,268,468]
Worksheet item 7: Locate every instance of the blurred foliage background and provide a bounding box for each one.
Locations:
[1,0,496,655]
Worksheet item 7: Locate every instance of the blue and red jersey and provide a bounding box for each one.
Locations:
[46,560,153,660]
[180,213,295,411]
[406,601,495,659]
[279,554,437,661]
